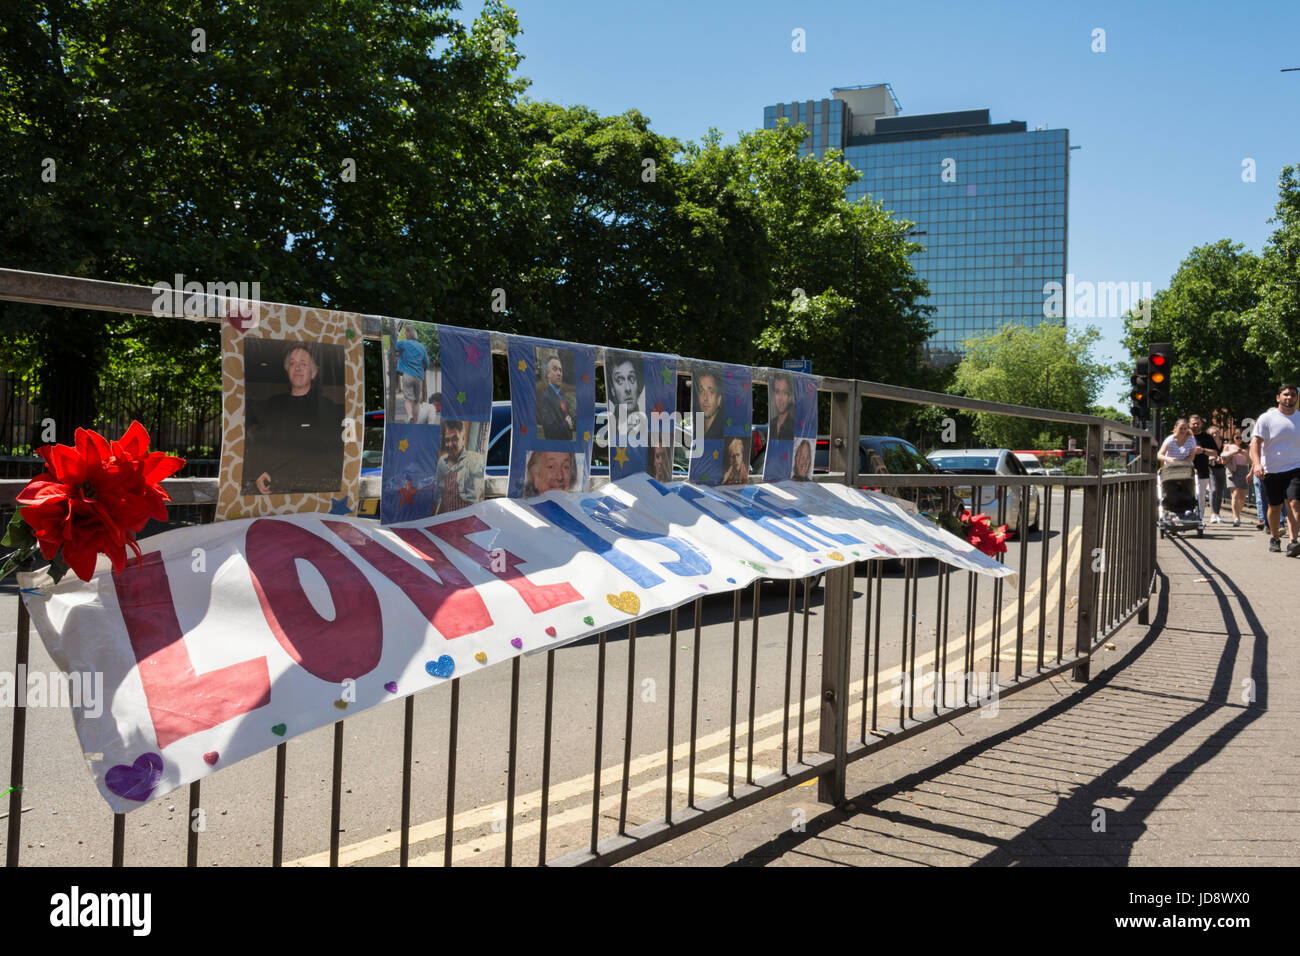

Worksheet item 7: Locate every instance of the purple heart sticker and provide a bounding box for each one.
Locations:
[511,637,523,649]
[105,752,164,802]
[384,681,398,693]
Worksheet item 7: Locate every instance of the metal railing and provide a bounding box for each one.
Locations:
[0,268,1157,867]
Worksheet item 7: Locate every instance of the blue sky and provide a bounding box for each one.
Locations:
[463,0,1300,406]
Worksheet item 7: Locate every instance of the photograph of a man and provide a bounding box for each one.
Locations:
[536,349,577,440]
[606,351,646,441]
[393,322,430,424]
[693,366,724,441]
[524,450,580,497]
[242,341,346,495]
[770,372,795,441]
[792,439,813,481]
[387,320,441,425]
[722,436,749,486]
[434,420,487,515]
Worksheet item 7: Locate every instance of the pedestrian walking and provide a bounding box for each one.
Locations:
[1188,415,1218,519]
[1249,385,1300,555]
[1206,425,1227,522]
[1220,429,1251,527]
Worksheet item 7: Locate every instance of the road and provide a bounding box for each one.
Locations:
[1,489,1086,866]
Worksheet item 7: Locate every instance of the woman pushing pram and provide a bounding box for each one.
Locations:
[1157,417,1207,537]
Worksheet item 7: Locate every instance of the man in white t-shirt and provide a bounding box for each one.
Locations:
[1250,384,1300,556]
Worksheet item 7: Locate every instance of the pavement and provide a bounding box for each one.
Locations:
[624,518,1298,866]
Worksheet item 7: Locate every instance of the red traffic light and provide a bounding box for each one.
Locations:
[1151,354,1167,367]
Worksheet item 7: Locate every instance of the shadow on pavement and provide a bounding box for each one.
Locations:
[726,536,1268,866]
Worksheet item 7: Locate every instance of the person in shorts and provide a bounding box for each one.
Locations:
[394,324,429,424]
[1250,384,1300,555]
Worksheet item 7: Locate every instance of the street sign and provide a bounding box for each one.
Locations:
[782,359,812,374]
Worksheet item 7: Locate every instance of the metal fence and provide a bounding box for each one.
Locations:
[0,373,220,459]
[0,268,1157,867]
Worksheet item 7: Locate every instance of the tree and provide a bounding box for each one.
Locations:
[952,322,1112,448]
[1246,165,1300,389]
[1,0,526,443]
[1120,239,1267,423]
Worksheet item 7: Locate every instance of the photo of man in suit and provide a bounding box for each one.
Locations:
[536,352,576,440]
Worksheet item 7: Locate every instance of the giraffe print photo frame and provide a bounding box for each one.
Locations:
[217,304,364,521]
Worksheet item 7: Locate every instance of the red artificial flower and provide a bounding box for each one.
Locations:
[960,510,1008,558]
[13,421,185,582]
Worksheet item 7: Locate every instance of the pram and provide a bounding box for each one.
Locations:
[1157,460,1203,538]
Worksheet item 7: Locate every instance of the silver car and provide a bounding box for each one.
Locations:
[925,448,1041,535]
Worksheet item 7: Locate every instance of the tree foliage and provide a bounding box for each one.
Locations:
[1,0,524,441]
[952,322,1112,448]
[1120,239,1266,423]
[1,2,937,449]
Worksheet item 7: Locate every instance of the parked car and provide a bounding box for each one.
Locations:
[1014,451,1048,476]
[925,448,1041,535]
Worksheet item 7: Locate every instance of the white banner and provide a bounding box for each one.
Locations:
[20,475,1012,813]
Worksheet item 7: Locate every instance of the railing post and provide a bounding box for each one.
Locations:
[818,383,856,806]
[1139,429,1156,625]
[1073,423,1104,680]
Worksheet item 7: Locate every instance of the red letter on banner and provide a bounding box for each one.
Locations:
[422,516,583,614]
[113,552,271,750]
[325,521,493,640]
[246,519,383,683]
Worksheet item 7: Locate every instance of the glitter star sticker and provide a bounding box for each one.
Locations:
[725,417,733,428]
[613,447,629,467]
[457,390,467,403]
[653,402,664,414]
[660,365,673,386]
[517,359,528,372]
[581,372,590,384]
[398,438,409,452]
[583,430,591,443]
[464,341,483,366]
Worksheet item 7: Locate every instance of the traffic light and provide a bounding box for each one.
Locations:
[1147,342,1174,406]
[1129,358,1149,422]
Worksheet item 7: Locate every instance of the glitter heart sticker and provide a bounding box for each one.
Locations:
[511,637,523,649]
[583,616,595,626]
[474,651,488,664]
[203,752,219,766]
[426,656,455,679]
[545,626,557,637]
[384,681,398,693]
[605,591,641,615]
[271,724,287,736]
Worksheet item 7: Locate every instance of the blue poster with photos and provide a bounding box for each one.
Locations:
[688,361,752,487]
[605,350,678,483]
[379,320,492,524]
[507,335,596,499]
[763,369,820,482]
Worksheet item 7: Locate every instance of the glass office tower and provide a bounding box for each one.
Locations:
[762,85,1068,364]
